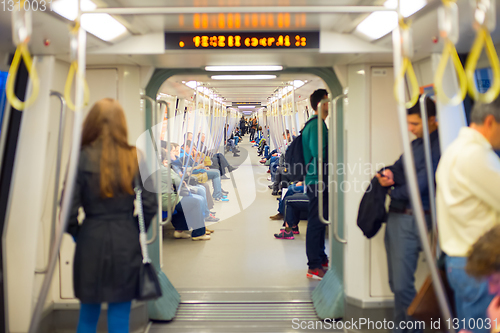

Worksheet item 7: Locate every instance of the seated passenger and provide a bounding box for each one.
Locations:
[274,192,309,240]
[270,182,305,220]
[161,149,218,223]
[160,154,213,241]
[180,141,229,201]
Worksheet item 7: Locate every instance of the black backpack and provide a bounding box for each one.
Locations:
[283,118,315,183]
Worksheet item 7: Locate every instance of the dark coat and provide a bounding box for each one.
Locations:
[67,144,157,304]
[357,176,389,239]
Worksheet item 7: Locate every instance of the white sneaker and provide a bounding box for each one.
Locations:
[267,176,272,181]
[173,230,190,239]
[192,234,211,241]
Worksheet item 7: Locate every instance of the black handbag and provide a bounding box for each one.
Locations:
[134,181,162,301]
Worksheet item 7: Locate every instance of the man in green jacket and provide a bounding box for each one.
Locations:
[302,89,329,280]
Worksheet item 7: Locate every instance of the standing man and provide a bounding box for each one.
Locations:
[302,89,329,280]
[436,97,500,333]
[377,97,440,333]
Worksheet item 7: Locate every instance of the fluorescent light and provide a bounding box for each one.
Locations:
[52,0,127,41]
[52,0,96,20]
[384,0,427,17]
[205,66,283,71]
[293,80,305,89]
[211,75,277,80]
[185,81,197,89]
[238,106,255,108]
[357,70,366,75]
[355,0,427,40]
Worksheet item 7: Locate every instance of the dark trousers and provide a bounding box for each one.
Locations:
[306,183,328,269]
[210,153,230,176]
[283,193,309,228]
[171,200,206,237]
[384,212,432,333]
[250,128,256,141]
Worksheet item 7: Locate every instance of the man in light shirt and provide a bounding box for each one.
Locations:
[437,97,500,333]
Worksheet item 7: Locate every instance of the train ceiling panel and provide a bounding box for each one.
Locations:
[159,73,326,105]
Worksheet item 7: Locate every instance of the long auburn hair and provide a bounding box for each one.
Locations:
[81,98,137,198]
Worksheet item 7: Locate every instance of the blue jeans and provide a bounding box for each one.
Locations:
[179,194,206,235]
[305,183,328,269]
[384,212,431,333]
[445,255,494,333]
[205,169,222,199]
[77,302,131,333]
[190,184,211,216]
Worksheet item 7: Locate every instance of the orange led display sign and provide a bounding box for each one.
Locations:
[165,32,319,50]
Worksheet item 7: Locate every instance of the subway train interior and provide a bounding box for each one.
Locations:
[1,0,500,332]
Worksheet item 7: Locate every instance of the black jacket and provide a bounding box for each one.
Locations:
[67,144,157,303]
[357,176,389,239]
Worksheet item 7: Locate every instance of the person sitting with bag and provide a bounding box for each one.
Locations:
[66,99,158,332]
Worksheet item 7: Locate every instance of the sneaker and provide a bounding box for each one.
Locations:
[214,197,229,202]
[205,216,219,222]
[210,211,216,215]
[259,159,266,164]
[267,176,272,181]
[233,153,240,157]
[173,230,190,239]
[206,228,214,233]
[221,175,230,180]
[306,268,325,280]
[269,213,283,220]
[322,259,328,269]
[192,234,211,241]
[221,189,229,194]
[274,229,294,239]
[292,226,300,234]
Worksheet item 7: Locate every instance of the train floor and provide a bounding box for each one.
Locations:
[152,139,334,332]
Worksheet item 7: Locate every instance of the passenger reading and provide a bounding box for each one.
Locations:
[164,32,319,50]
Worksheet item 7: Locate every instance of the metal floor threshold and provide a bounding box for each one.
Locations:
[148,302,343,333]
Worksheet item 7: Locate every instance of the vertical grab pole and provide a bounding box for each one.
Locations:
[157,100,173,226]
[317,98,330,225]
[419,93,439,250]
[393,27,455,332]
[331,95,348,244]
[35,91,67,274]
[28,4,87,332]
[140,96,159,245]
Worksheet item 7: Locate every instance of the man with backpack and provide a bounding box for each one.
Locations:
[302,89,330,280]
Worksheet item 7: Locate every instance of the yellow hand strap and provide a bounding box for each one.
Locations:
[434,40,467,105]
[465,26,500,104]
[64,61,90,111]
[64,21,90,110]
[5,43,39,111]
[394,57,420,109]
[394,19,420,109]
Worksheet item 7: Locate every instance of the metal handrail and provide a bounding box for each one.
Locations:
[157,100,173,226]
[140,95,158,245]
[331,94,347,244]
[317,98,331,225]
[419,93,439,256]
[36,91,67,274]
[393,27,455,333]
